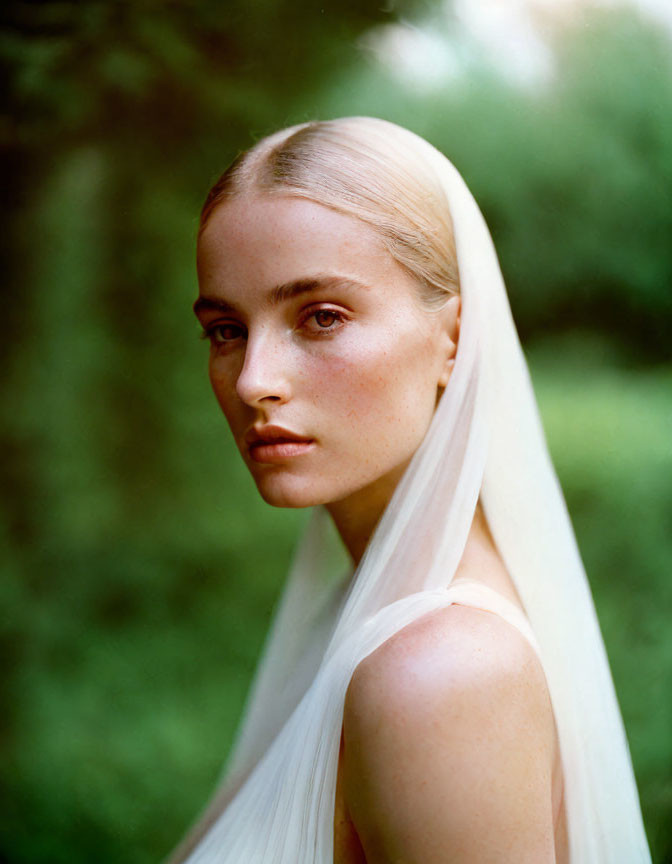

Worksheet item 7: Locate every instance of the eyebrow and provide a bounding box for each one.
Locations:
[193,275,368,317]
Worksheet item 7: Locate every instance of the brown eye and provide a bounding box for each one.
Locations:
[208,323,245,343]
[300,306,347,336]
[313,310,338,328]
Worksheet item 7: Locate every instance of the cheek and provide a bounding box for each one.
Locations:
[208,360,241,426]
[306,328,438,449]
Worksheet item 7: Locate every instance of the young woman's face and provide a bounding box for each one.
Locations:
[195,195,457,516]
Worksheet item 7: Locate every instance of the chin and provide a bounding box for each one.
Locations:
[254,472,332,509]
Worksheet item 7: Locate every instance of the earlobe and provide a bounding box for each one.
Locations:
[438,358,455,389]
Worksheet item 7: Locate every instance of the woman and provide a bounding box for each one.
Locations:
[170,117,650,862]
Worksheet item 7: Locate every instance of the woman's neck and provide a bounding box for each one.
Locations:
[325,463,409,565]
[328,487,519,608]
[453,503,525,609]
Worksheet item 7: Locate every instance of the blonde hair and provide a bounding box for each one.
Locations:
[199,117,460,310]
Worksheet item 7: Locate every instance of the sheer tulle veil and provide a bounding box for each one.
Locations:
[177,118,650,862]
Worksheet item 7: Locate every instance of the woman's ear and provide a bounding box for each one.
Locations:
[437,294,461,388]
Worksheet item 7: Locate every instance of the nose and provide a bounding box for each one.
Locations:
[235,329,292,406]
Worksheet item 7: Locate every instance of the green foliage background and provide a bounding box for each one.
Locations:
[1,1,671,862]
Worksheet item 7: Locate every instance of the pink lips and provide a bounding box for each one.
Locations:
[245,425,315,464]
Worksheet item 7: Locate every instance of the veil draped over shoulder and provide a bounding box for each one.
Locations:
[180,120,650,863]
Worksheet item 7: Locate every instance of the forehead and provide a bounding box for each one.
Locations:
[196,195,413,300]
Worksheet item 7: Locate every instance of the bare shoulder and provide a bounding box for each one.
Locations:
[342,604,557,863]
[347,601,551,718]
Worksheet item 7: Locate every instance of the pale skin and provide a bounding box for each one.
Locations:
[194,194,568,863]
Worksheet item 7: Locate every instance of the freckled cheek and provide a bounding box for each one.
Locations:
[303,344,410,433]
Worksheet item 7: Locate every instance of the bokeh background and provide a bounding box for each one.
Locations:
[2,0,671,861]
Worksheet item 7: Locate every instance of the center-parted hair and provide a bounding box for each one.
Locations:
[199,117,460,310]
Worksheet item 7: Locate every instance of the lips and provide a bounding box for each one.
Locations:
[245,425,315,464]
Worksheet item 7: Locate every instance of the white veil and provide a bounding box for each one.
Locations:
[179,119,650,863]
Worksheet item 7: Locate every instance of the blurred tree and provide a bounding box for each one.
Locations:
[496,9,672,358]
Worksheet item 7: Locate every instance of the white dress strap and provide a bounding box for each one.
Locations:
[444,579,543,660]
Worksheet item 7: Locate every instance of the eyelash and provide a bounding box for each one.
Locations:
[199,322,245,344]
[200,307,348,345]
[298,306,348,335]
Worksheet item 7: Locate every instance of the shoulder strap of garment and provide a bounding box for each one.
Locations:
[444,578,543,660]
